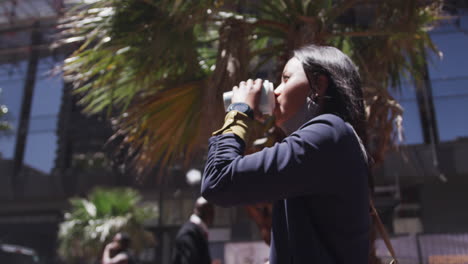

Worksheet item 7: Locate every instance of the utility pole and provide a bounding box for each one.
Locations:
[414,44,446,182]
[12,21,42,198]
[414,48,439,145]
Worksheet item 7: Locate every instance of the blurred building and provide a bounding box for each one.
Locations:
[0,1,69,263]
[372,5,468,233]
[371,4,468,263]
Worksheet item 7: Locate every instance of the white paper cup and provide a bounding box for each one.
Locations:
[223,80,275,115]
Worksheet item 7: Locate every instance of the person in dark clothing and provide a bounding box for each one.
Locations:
[171,197,216,264]
[102,232,136,264]
[202,45,370,264]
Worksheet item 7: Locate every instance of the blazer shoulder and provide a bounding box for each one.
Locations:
[314,113,345,125]
[301,113,348,133]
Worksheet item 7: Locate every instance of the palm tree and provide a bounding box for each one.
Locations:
[57,187,156,264]
[54,0,443,262]
[55,0,442,174]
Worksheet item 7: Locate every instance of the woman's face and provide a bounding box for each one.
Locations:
[274,57,311,126]
[112,234,123,250]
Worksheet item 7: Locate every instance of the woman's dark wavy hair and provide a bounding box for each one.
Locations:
[293,45,367,145]
[295,45,379,262]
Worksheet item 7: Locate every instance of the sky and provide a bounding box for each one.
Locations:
[394,15,468,144]
[0,15,467,174]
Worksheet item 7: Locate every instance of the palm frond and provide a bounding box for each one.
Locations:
[113,81,204,177]
[58,187,156,263]
[56,0,216,115]
[253,0,441,160]
[56,0,443,178]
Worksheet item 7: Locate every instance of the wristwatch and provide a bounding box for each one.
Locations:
[227,102,254,119]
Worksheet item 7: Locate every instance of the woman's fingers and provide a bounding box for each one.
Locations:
[246,79,253,88]
[239,81,246,89]
[232,79,263,115]
[239,79,262,88]
[253,78,262,90]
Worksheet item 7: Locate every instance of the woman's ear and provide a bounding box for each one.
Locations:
[316,74,329,97]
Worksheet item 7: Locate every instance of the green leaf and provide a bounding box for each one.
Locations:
[58,187,156,262]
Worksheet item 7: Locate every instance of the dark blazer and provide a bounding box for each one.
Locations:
[171,221,211,264]
[202,114,370,264]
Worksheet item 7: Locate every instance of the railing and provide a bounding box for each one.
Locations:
[376,233,468,264]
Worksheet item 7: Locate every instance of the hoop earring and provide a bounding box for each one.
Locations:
[312,93,319,103]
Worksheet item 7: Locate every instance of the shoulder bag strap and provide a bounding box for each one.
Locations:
[370,198,398,264]
[347,123,398,264]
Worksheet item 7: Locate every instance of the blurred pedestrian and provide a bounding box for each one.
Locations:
[202,44,371,264]
[102,232,136,264]
[171,197,216,264]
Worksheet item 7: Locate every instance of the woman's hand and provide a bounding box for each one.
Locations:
[105,241,120,251]
[232,78,263,116]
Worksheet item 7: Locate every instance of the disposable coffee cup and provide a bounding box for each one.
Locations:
[223,80,276,115]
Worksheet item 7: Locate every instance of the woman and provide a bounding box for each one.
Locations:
[202,45,370,264]
[102,232,135,264]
